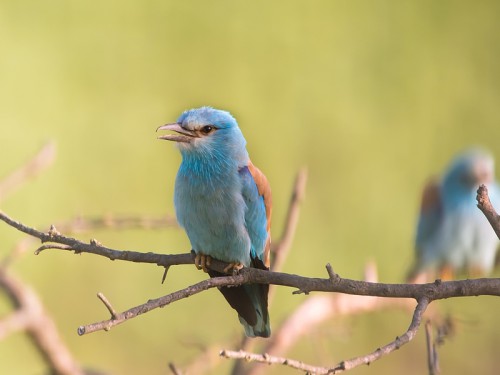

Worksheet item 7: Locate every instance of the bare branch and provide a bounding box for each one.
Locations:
[245,263,414,375]
[425,321,440,375]
[0,268,84,375]
[58,214,176,232]
[476,184,500,239]
[97,293,118,320]
[76,259,500,336]
[0,141,56,202]
[77,271,245,335]
[222,298,429,374]
[2,214,175,268]
[270,167,307,271]
[221,349,333,374]
[3,196,500,374]
[2,208,500,334]
[338,298,429,372]
[0,210,193,269]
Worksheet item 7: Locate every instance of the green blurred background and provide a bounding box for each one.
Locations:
[1,1,500,374]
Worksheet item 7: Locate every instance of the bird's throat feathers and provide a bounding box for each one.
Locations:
[177,127,249,184]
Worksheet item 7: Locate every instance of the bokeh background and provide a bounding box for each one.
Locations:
[2,1,500,374]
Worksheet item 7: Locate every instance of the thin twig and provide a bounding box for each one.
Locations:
[0,141,56,202]
[333,298,430,372]
[245,263,412,375]
[0,210,193,269]
[476,184,500,239]
[77,272,245,335]
[425,321,440,375]
[221,350,333,374]
[75,260,500,336]
[221,299,429,374]
[270,168,307,272]
[2,214,175,267]
[97,293,118,320]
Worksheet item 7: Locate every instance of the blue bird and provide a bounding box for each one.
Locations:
[157,107,272,337]
[408,148,500,282]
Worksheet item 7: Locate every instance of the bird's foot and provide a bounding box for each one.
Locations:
[223,262,244,274]
[194,253,212,273]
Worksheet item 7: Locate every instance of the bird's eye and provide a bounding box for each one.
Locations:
[200,125,214,134]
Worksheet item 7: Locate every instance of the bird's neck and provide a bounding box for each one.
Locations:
[178,148,248,187]
[442,181,478,208]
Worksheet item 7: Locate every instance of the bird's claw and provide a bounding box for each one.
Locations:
[194,253,212,272]
[223,262,244,274]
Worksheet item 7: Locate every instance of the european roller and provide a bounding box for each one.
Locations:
[157,107,272,337]
[408,148,500,282]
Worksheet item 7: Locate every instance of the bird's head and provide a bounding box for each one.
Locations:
[445,148,495,190]
[157,107,248,163]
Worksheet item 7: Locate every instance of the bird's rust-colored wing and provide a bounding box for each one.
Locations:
[248,161,272,268]
[419,177,441,215]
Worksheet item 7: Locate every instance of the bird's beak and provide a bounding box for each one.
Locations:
[157,123,198,143]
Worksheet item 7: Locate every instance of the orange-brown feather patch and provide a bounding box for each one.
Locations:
[248,161,272,268]
[420,177,441,214]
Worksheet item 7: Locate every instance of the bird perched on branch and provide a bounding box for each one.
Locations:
[157,107,272,337]
[408,148,500,282]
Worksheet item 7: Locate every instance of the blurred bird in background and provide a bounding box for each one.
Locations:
[157,107,272,337]
[408,148,500,283]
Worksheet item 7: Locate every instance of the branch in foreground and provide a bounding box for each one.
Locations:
[2,209,500,333]
[476,184,500,240]
[77,261,500,336]
[0,210,192,270]
[2,213,176,268]
[3,208,500,374]
[221,299,430,374]
[244,263,413,375]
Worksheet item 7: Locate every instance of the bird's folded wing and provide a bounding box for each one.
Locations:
[415,177,442,253]
[239,162,272,268]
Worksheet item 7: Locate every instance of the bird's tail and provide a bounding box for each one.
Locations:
[208,271,270,338]
[238,283,270,338]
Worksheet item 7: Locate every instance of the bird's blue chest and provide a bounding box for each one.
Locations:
[173,161,251,265]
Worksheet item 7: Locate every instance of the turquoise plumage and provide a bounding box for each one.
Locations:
[408,148,500,282]
[158,107,272,337]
